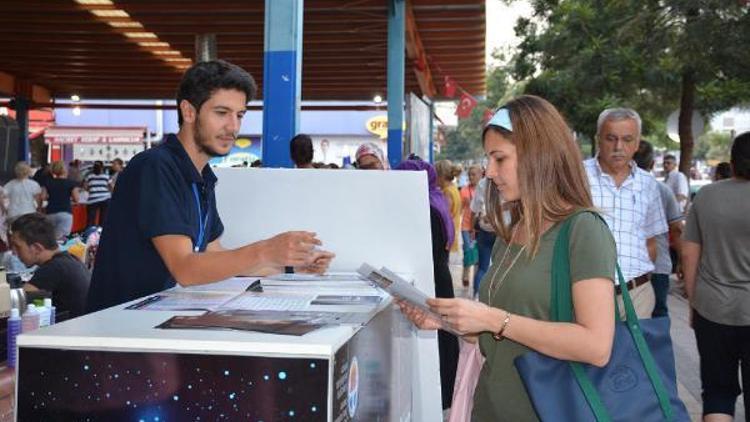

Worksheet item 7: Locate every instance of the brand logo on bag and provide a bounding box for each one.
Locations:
[608,365,638,392]
[347,356,359,417]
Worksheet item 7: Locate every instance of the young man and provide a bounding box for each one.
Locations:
[86,60,334,312]
[10,213,91,319]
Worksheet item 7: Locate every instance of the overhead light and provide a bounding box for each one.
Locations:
[72,107,82,116]
[138,41,170,48]
[91,10,129,18]
[123,32,157,39]
[373,95,383,103]
[75,0,113,4]
[153,50,180,56]
[163,58,191,63]
[70,94,81,102]
[107,21,143,28]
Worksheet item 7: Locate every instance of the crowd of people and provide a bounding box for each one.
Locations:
[0,157,125,322]
[2,59,747,421]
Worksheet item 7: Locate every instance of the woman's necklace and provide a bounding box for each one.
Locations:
[487,224,527,304]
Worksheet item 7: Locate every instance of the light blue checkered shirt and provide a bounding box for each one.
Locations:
[584,158,668,282]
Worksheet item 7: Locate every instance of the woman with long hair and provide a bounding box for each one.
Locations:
[399,95,617,421]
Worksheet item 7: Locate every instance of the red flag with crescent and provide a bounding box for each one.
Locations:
[455,93,478,119]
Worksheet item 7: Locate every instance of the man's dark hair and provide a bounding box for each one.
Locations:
[10,213,58,250]
[633,140,655,171]
[92,161,104,175]
[715,162,732,180]
[663,154,677,162]
[111,158,124,166]
[176,60,257,126]
[290,134,313,167]
[731,132,750,179]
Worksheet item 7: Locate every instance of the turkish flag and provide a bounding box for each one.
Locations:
[443,76,457,98]
[455,93,478,119]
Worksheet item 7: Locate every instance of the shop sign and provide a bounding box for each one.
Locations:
[366,115,388,139]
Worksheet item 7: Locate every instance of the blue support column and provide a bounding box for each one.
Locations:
[262,0,304,168]
[15,96,30,163]
[387,0,405,168]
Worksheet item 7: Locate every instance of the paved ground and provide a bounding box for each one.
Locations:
[447,257,746,421]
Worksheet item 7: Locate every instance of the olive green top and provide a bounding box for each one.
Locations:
[472,212,617,422]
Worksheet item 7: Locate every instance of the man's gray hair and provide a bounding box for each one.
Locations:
[596,108,642,137]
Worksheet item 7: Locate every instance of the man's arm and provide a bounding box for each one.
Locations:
[676,172,690,203]
[206,238,335,276]
[681,240,701,304]
[647,237,657,262]
[668,220,684,252]
[152,231,326,286]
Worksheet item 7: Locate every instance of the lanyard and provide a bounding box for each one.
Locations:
[191,183,210,252]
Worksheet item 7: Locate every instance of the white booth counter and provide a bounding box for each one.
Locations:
[16,298,408,421]
[14,168,442,421]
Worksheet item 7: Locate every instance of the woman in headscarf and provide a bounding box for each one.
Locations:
[355,142,389,170]
[394,156,458,410]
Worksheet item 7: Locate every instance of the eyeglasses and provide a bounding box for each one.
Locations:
[487,108,513,132]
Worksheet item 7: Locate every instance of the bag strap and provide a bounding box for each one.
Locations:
[550,211,673,422]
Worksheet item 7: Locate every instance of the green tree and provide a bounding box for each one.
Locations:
[694,130,733,162]
[509,0,750,169]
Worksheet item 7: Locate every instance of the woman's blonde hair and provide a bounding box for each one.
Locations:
[14,161,32,179]
[50,161,66,177]
[483,95,593,256]
[435,159,462,182]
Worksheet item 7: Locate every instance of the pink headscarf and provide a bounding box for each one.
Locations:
[355,142,389,170]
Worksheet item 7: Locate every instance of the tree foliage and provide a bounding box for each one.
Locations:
[510,0,750,164]
[693,130,733,162]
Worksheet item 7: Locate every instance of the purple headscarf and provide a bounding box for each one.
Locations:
[395,158,455,249]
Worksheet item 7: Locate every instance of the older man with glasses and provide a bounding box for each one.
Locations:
[583,108,668,318]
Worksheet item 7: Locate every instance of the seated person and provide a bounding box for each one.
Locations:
[10,213,91,320]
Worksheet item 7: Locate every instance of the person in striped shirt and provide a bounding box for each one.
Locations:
[84,161,111,228]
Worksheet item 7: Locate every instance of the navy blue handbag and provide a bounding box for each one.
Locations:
[514,213,689,422]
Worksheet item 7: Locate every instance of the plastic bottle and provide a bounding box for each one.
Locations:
[39,299,51,327]
[6,308,21,368]
[21,304,40,333]
[45,298,56,325]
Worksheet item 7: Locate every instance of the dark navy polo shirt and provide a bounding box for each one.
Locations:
[86,134,224,312]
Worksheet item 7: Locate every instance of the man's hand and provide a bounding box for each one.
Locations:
[261,231,322,267]
[297,249,336,274]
